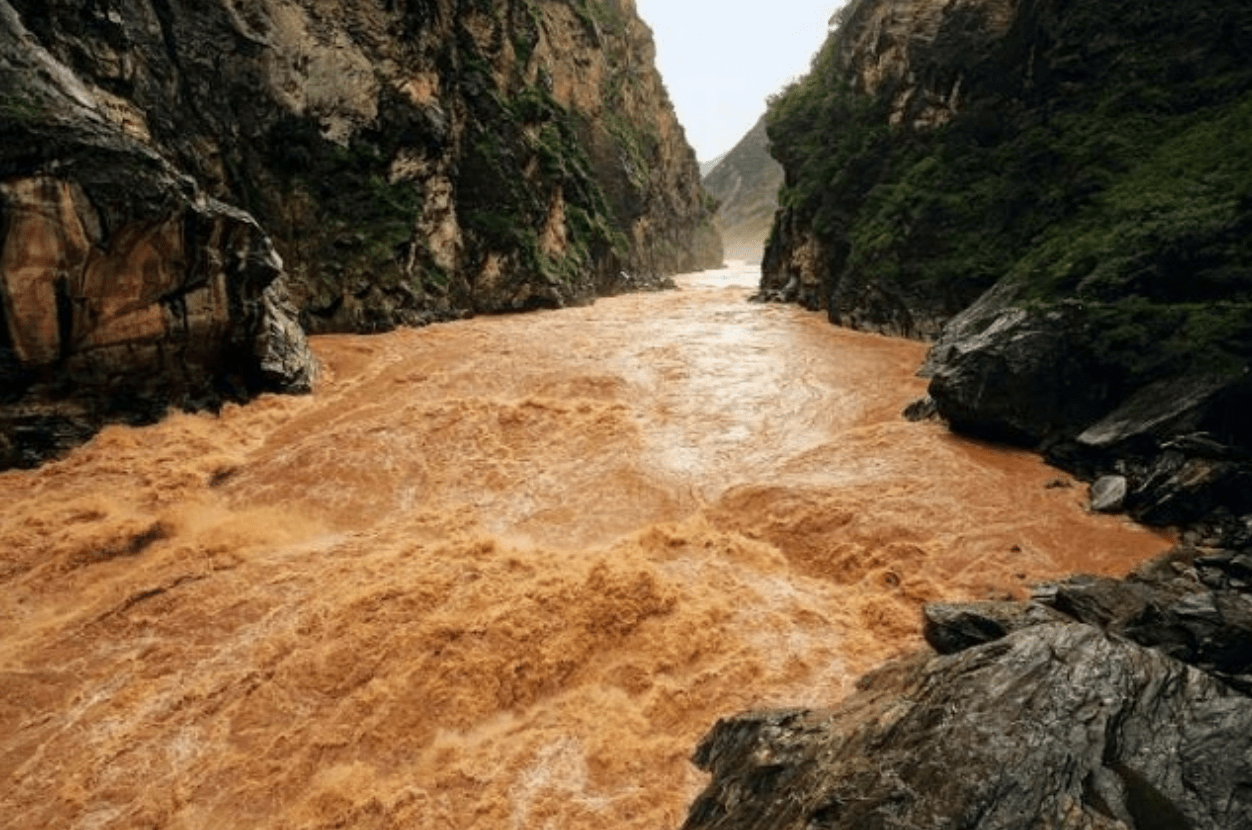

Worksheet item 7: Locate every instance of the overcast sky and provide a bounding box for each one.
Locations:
[632,0,840,163]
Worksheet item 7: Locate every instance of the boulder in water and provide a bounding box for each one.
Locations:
[1089,475,1128,513]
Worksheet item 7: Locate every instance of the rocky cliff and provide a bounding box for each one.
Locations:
[682,2,1252,825]
[759,0,1252,535]
[0,0,721,467]
[702,116,781,264]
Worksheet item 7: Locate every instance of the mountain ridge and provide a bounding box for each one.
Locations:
[701,115,782,264]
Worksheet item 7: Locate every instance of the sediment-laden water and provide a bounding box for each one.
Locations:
[0,265,1168,829]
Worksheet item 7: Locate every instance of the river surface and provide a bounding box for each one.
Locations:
[0,265,1169,830]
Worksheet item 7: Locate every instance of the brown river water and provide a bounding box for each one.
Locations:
[0,265,1169,829]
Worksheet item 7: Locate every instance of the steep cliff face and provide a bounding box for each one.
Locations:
[761,0,1252,529]
[8,0,720,332]
[0,4,316,468]
[702,116,782,264]
[0,0,720,467]
[760,0,1019,337]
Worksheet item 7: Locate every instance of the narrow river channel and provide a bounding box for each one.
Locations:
[0,265,1168,829]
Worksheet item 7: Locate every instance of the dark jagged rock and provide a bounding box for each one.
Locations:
[685,624,1252,830]
[930,303,1252,528]
[922,600,1064,654]
[684,547,1252,830]
[926,302,1116,445]
[1036,550,1252,691]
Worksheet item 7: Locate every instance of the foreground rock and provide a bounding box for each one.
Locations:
[683,547,1252,830]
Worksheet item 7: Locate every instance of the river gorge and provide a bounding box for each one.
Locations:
[0,265,1170,830]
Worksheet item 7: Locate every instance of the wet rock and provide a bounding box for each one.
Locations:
[685,544,1252,828]
[1033,551,1252,693]
[922,600,1064,654]
[684,623,1252,830]
[926,303,1111,446]
[1075,377,1234,455]
[926,301,1252,530]
[1089,475,1128,513]
[901,395,938,422]
[1127,454,1252,527]
[1046,573,1163,630]
[0,7,316,468]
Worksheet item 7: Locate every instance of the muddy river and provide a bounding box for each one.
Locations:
[0,265,1168,829]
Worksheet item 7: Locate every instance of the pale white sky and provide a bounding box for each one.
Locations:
[632,0,840,162]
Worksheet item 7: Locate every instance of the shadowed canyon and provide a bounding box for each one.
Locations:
[0,266,1169,830]
[5,0,1252,823]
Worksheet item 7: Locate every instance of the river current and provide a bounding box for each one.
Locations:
[0,265,1168,829]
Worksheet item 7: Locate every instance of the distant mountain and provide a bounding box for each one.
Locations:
[699,152,729,177]
[702,116,783,264]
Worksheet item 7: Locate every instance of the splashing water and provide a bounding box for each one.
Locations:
[0,265,1168,829]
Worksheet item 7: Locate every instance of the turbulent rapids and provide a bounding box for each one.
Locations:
[0,265,1168,830]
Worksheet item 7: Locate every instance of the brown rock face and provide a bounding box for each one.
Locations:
[6,0,720,332]
[0,0,720,467]
[0,0,317,469]
[0,171,316,468]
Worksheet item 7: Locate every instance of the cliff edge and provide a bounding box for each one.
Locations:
[760,0,1252,535]
[0,0,722,467]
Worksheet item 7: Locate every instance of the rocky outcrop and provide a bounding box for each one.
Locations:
[683,547,1252,830]
[760,0,1252,531]
[7,0,720,333]
[0,0,720,467]
[920,280,1252,534]
[0,4,315,468]
[702,116,781,265]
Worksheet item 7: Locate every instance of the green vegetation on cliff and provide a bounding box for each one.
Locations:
[766,0,1252,380]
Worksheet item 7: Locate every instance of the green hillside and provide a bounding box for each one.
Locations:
[766,0,1252,397]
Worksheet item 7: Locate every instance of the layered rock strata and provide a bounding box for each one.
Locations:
[0,5,315,468]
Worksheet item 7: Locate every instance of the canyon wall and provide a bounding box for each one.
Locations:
[685,2,1252,825]
[0,0,721,467]
[760,0,1252,533]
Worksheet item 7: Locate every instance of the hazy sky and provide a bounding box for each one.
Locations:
[633,0,839,162]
